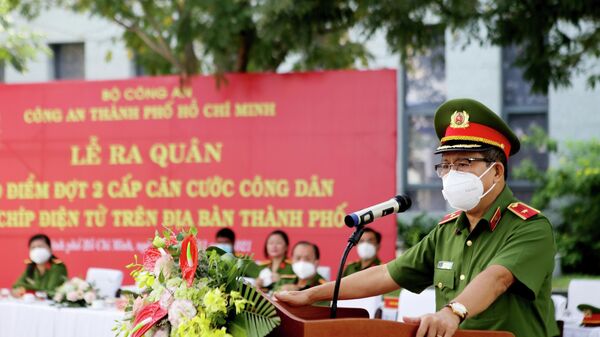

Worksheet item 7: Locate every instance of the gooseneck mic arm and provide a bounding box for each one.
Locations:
[330,225,364,318]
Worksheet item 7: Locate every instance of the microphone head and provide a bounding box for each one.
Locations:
[394,194,412,212]
[344,214,359,228]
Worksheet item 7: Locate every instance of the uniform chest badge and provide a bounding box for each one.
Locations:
[450,110,470,128]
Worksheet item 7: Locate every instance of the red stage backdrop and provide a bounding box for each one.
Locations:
[0,69,397,287]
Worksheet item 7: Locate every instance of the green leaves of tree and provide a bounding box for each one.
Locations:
[515,131,600,274]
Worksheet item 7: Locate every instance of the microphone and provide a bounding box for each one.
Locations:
[344,195,411,228]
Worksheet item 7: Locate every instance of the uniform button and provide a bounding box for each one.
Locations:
[466,240,473,247]
[460,274,465,281]
[437,282,443,289]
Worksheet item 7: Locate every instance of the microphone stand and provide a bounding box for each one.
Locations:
[330,225,365,318]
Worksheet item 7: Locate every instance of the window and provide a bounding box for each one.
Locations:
[133,53,146,77]
[50,43,85,80]
[404,40,447,211]
[502,45,549,202]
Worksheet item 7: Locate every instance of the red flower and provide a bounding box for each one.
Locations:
[130,302,167,337]
[179,235,198,286]
[142,247,162,272]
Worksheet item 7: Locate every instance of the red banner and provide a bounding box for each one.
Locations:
[0,69,397,287]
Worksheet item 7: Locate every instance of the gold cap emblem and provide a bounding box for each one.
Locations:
[450,111,469,128]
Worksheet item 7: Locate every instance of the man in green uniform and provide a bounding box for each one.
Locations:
[276,98,559,337]
[275,241,326,291]
[342,228,382,277]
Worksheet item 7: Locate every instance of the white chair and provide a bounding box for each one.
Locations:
[336,295,383,318]
[567,280,600,313]
[552,294,568,320]
[119,284,141,295]
[317,266,331,281]
[397,288,436,322]
[85,268,124,299]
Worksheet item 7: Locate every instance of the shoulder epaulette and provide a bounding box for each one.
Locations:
[24,259,32,264]
[52,258,63,264]
[438,210,462,225]
[280,274,297,279]
[284,259,292,264]
[507,202,540,220]
[256,260,271,266]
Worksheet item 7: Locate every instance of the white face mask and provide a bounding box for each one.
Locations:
[30,247,52,264]
[441,163,497,211]
[357,242,377,260]
[292,261,316,280]
[213,243,233,254]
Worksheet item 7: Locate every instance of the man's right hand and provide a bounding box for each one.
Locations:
[273,290,312,307]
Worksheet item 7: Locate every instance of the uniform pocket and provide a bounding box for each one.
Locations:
[434,268,455,290]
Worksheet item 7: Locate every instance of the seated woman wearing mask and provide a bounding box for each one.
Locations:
[12,233,68,297]
[275,241,325,291]
[342,228,381,277]
[255,230,294,291]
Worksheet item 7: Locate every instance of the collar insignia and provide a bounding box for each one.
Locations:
[489,207,502,231]
[507,202,540,220]
[439,210,462,225]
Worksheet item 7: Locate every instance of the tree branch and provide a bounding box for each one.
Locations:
[111,15,183,74]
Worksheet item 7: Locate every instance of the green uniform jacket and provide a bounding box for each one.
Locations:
[274,272,326,291]
[343,257,381,277]
[257,259,294,291]
[13,259,68,296]
[387,186,559,337]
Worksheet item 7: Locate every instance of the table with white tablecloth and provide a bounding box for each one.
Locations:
[0,300,124,337]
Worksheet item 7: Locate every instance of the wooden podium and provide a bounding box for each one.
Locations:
[267,296,515,337]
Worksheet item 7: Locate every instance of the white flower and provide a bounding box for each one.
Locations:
[66,291,80,302]
[159,290,174,309]
[83,291,96,304]
[132,296,145,317]
[153,254,174,279]
[168,299,197,329]
[53,291,64,302]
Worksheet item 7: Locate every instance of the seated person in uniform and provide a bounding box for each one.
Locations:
[342,228,382,277]
[255,230,294,291]
[12,233,67,297]
[213,228,236,254]
[275,241,325,291]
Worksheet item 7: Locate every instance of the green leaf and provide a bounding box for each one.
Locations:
[227,283,280,337]
[206,246,226,256]
[104,50,112,62]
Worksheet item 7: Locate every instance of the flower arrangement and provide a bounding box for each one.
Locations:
[115,228,280,337]
[53,277,98,307]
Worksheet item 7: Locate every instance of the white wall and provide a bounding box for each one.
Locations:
[549,71,600,143]
[445,31,502,114]
[5,8,132,83]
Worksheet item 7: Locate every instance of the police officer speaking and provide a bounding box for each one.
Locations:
[275,98,559,337]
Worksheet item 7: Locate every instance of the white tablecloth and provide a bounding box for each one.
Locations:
[564,324,600,337]
[0,300,124,337]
